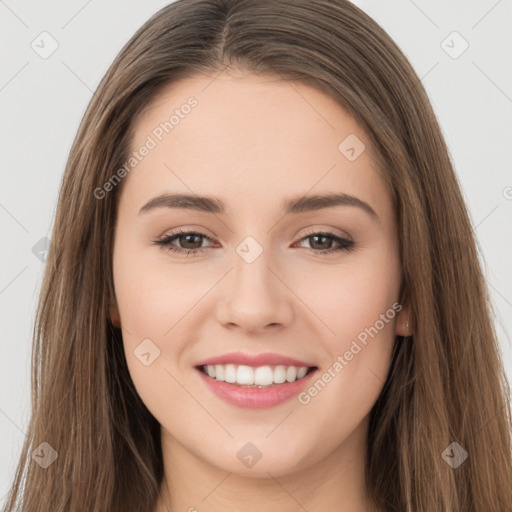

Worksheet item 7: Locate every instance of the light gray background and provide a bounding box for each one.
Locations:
[1,0,511,503]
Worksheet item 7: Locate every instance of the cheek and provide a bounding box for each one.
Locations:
[112,241,209,342]
[112,242,212,412]
[301,249,401,347]
[112,252,202,428]
[293,248,400,412]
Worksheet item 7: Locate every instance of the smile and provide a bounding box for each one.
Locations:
[199,364,314,387]
[194,353,318,409]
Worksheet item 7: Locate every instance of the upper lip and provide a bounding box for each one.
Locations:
[195,352,316,368]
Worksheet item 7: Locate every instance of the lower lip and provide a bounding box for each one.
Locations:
[196,368,317,409]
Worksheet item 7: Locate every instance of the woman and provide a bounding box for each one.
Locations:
[4,0,512,511]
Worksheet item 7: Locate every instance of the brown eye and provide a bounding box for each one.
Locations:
[154,229,215,256]
[175,233,204,250]
[296,231,355,255]
[307,234,335,251]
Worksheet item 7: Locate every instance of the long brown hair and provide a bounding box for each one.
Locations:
[5,1,512,511]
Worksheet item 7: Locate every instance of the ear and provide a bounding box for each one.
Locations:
[395,303,411,337]
[109,300,121,328]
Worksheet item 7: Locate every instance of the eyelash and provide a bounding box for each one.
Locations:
[153,228,355,257]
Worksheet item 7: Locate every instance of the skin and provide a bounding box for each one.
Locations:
[110,70,410,512]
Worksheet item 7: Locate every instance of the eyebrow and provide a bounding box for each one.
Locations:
[138,192,379,220]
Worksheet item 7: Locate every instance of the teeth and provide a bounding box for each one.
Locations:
[237,365,254,385]
[286,366,297,382]
[214,364,224,381]
[273,365,286,384]
[297,367,308,379]
[254,365,273,385]
[201,364,312,387]
[224,364,237,383]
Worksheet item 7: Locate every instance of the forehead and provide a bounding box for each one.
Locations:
[121,72,392,222]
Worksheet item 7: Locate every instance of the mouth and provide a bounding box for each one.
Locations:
[193,352,319,408]
[196,363,318,388]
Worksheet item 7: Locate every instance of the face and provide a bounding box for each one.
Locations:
[110,70,409,478]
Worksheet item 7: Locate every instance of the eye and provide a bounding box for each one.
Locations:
[153,228,216,257]
[293,229,355,255]
[153,228,355,257]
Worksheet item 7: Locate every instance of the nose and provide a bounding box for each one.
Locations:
[215,248,294,334]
